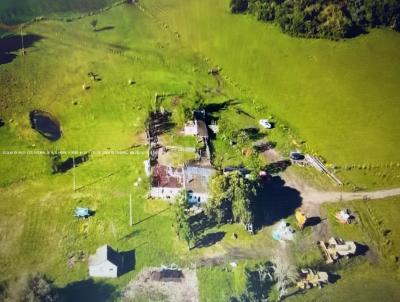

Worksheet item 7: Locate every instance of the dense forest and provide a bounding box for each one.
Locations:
[230,0,400,39]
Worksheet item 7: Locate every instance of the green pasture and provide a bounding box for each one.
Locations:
[0,3,216,292]
[141,0,400,187]
[1,0,400,300]
[0,0,120,24]
[0,3,276,296]
[324,196,400,268]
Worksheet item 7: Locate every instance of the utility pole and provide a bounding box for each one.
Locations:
[72,156,76,191]
[129,193,133,226]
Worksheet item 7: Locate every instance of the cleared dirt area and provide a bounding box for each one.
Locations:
[123,268,199,302]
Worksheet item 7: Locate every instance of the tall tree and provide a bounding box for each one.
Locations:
[207,171,255,226]
[174,190,197,249]
[270,247,298,301]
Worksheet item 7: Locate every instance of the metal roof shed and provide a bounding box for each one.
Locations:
[89,245,121,278]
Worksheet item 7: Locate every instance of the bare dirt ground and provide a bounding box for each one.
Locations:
[123,268,199,302]
[263,149,400,240]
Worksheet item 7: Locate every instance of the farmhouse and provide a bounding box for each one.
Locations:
[148,108,215,203]
[150,164,184,199]
[149,163,215,203]
[89,245,121,278]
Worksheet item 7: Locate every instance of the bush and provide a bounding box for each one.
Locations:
[1,273,58,302]
[230,0,249,14]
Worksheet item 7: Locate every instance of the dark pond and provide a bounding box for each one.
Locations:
[0,118,4,127]
[0,34,42,65]
[29,110,61,141]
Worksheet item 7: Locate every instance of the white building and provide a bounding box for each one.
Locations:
[89,245,121,278]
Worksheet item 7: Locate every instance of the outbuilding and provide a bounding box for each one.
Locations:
[89,245,121,278]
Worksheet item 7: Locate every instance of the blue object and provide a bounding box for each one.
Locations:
[74,207,91,218]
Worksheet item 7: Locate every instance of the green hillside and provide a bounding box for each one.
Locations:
[142,0,400,187]
[0,0,119,24]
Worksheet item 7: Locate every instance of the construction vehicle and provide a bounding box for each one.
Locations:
[318,237,357,264]
[295,209,308,230]
[297,268,329,290]
[335,208,355,224]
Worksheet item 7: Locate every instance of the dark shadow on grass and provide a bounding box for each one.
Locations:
[95,26,115,32]
[235,107,255,119]
[119,229,141,241]
[75,171,118,191]
[119,249,135,276]
[245,264,275,301]
[253,176,302,228]
[52,153,90,173]
[355,243,369,256]
[304,216,322,228]
[189,211,217,233]
[132,207,170,226]
[328,272,341,284]
[0,34,43,65]
[203,99,240,115]
[265,160,291,174]
[253,141,276,153]
[59,279,117,302]
[195,231,225,248]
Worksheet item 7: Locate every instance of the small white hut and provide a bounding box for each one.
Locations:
[89,245,121,278]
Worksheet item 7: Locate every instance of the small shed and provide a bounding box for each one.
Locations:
[89,245,121,278]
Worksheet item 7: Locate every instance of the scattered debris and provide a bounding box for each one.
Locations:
[335,208,355,224]
[67,251,86,269]
[272,220,295,241]
[318,237,357,264]
[123,267,199,302]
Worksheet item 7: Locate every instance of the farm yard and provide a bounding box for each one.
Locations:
[0,0,400,301]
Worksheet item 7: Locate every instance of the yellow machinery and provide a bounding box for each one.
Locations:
[295,209,307,230]
[297,268,329,290]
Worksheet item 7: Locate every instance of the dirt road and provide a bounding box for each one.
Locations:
[264,149,400,207]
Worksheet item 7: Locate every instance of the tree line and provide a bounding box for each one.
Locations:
[230,0,400,39]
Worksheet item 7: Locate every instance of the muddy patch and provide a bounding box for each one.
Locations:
[123,268,199,302]
[29,110,61,141]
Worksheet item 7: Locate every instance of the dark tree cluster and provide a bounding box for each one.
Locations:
[232,0,400,39]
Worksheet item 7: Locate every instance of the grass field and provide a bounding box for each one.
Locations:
[290,197,400,302]
[141,0,400,188]
[1,1,400,301]
[0,3,217,292]
[0,3,277,297]
[324,196,400,268]
[0,0,120,24]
